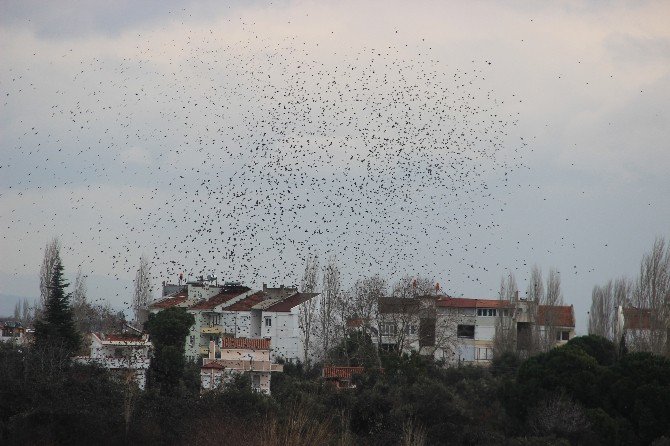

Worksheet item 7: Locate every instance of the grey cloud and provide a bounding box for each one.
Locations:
[0,0,262,39]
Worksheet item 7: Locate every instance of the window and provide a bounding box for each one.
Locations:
[265,317,272,327]
[457,324,475,339]
[459,308,476,316]
[502,309,510,317]
[210,314,221,326]
[477,347,493,360]
[381,322,397,336]
[113,348,124,358]
[189,335,195,346]
[405,324,416,335]
[477,308,497,317]
[556,330,570,341]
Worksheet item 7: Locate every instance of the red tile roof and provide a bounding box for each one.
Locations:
[220,337,270,350]
[201,361,226,370]
[225,291,268,311]
[262,293,318,312]
[149,292,188,309]
[323,366,365,379]
[190,287,251,310]
[537,305,575,327]
[346,317,369,328]
[623,307,652,330]
[436,297,514,309]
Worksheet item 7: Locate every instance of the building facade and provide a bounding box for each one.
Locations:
[77,329,152,389]
[375,294,575,364]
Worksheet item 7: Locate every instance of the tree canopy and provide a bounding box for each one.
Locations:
[33,256,81,355]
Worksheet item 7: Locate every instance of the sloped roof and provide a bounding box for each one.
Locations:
[537,305,575,328]
[201,361,226,370]
[249,292,318,312]
[378,297,421,314]
[250,297,284,310]
[93,332,150,346]
[190,286,251,310]
[623,307,652,330]
[149,291,188,309]
[225,291,268,311]
[436,297,513,309]
[322,366,365,379]
[220,337,270,350]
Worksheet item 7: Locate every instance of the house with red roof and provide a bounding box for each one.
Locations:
[322,366,366,389]
[201,337,283,394]
[616,306,667,354]
[76,325,152,389]
[376,293,575,365]
[151,279,320,365]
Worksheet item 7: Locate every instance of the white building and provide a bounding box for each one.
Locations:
[151,280,319,365]
[375,294,575,365]
[77,328,152,389]
[201,337,283,394]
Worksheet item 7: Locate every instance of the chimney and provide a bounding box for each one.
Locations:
[515,290,519,301]
[263,283,267,292]
[209,340,215,360]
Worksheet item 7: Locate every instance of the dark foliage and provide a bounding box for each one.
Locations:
[3,334,670,445]
[144,307,196,395]
[33,257,82,355]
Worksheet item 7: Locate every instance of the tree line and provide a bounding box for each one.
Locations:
[589,236,670,356]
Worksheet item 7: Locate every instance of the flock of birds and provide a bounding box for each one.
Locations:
[3,28,530,304]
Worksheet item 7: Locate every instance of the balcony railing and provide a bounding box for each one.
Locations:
[201,325,224,334]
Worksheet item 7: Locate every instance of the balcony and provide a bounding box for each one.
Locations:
[201,325,224,334]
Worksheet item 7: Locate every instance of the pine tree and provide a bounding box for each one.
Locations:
[34,256,82,355]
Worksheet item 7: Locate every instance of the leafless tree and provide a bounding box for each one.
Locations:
[521,266,544,354]
[318,255,341,361]
[378,297,420,356]
[392,275,435,299]
[299,254,319,363]
[71,268,90,334]
[588,277,632,343]
[588,281,614,339]
[351,275,387,323]
[527,265,545,303]
[430,304,461,363]
[538,268,564,351]
[528,395,591,439]
[493,273,517,355]
[39,238,61,312]
[13,301,21,320]
[545,268,563,307]
[132,256,153,327]
[631,237,670,355]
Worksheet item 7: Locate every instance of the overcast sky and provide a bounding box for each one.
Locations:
[1,1,669,332]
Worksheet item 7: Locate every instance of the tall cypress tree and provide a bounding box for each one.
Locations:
[34,256,82,355]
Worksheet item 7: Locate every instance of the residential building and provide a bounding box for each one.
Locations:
[201,337,283,394]
[322,366,365,389]
[617,306,668,354]
[151,279,319,364]
[77,326,152,389]
[0,320,27,345]
[375,294,575,365]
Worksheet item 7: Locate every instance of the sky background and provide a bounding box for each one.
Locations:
[1,1,669,333]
